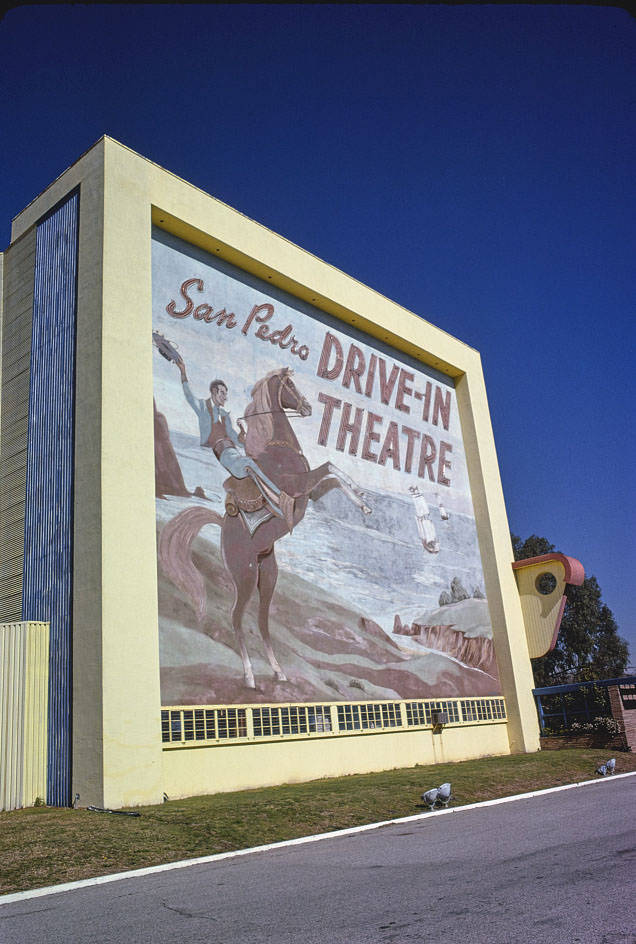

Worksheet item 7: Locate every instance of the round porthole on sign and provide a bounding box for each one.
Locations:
[535,572,557,595]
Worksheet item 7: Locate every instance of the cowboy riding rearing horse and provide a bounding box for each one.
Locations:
[174,354,301,529]
[159,364,372,688]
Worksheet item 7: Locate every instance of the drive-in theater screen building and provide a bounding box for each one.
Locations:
[0,138,577,810]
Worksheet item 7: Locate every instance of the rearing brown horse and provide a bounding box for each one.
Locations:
[159,367,372,689]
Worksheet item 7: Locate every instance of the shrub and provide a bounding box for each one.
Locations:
[570,717,620,737]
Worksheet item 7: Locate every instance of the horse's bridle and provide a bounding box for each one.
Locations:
[276,371,309,415]
[238,371,308,421]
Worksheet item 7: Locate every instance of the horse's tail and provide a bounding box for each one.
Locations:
[158,505,224,621]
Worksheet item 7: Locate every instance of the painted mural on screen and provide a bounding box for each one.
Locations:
[152,229,501,705]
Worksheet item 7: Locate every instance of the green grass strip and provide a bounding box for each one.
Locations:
[2,748,634,895]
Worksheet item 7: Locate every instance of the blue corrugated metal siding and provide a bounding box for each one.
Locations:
[23,191,79,807]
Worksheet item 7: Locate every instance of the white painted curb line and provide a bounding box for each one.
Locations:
[2,771,634,906]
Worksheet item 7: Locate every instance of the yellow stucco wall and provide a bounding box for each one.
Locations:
[162,721,511,799]
[9,136,539,807]
[11,139,164,809]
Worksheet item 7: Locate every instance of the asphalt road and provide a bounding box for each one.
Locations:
[1,777,635,944]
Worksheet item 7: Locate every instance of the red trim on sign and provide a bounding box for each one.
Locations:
[512,553,584,586]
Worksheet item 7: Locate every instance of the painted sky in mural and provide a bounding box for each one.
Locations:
[152,229,501,705]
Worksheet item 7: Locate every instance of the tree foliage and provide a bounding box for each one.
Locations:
[511,533,630,687]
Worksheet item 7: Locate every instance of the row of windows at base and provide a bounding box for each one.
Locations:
[161,697,507,745]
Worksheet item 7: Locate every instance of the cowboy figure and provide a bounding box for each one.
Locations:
[174,355,295,528]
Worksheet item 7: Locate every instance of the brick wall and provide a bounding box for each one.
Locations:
[541,734,627,751]
[609,684,636,752]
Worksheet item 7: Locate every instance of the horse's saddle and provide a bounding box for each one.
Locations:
[223,476,264,516]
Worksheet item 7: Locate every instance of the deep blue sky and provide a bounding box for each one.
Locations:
[2,5,634,664]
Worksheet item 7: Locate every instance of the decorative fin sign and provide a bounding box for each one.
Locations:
[512,554,584,658]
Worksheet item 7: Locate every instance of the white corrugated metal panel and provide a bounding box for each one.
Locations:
[0,623,24,810]
[23,622,50,805]
[0,622,49,811]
